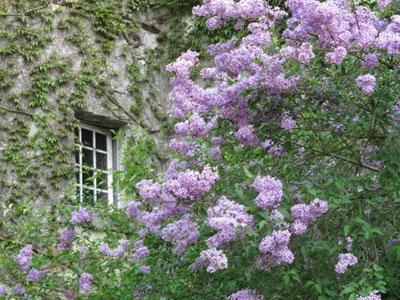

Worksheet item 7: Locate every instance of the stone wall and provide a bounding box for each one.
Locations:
[0,1,185,207]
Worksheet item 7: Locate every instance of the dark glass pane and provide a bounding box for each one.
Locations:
[96,132,107,151]
[75,185,81,201]
[96,172,108,190]
[82,129,93,147]
[82,149,93,167]
[96,152,107,170]
[82,168,94,187]
[75,171,80,184]
[97,192,108,207]
[82,188,94,206]
[75,150,80,164]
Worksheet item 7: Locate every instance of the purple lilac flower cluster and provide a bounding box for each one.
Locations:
[357,290,381,300]
[335,253,358,274]
[135,180,162,204]
[165,165,219,200]
[258,230,294,269]
[206,196,253,248]
[251,176,283,209]
[58,228,76,250]
[14,245,33,270]
[174,113,217,137]
[356,74,376,94]
[0,285,6,296]
[192,248,228,273]
[169,139,198,157]
[228,289,264,300]
[281,114,296,132]
[160,215,200,254]
[12,284,25,296]
[99,239,131,259]
[234,125,260,146]
[70,207,93,225]
[130,240,150,261]
[27,269,44,282]
[290,199,329,235]
[325,46,347,65]
[79,273,93,294]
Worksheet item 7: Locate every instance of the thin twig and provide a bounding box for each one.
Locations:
[0,105,33,117]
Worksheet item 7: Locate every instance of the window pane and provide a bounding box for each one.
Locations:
[96,152,107,170]
[75,150,80,164]
[75,185,81,202]
[82,168,94,187]
[96,132,107,151]
[75,170,80,184]
[82,188,95,206]
[82,149,93,167]
[96,172,108,190]
[82,129,93,147]
[97,191,108,207]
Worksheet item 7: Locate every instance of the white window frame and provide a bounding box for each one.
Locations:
[75,123,114,206]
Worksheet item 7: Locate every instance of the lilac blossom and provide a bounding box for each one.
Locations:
[335,253,358,274]
[363,54,379,69]
[161,216,200,254]
[99,239,131,259]
[229,289,264,300]
[0,285,7,296]
[192,248,228,273]
[290,199,329,235]
[165,165,219,200]
[234,125,260,146]
[206,196,253,248]
[356,74,376,95]
[126,201,141,218]
[12,284,25,296]
[251,176,283,209]
[58,228,75,250]
[27,269,44,282]
[131,240,150,261]
[174,113,217,137]
[169,138,198,157]
[378,0,391,10]
[261,139,273,149]
[79,273,93,294]
[62,290,77,300]
[136,180,162,204]
[166,50,199,78]
[268,145,284,157]
[14,244,33,270]
[357,290,382,300]
[139,265,150,274]
[281,114,296,132]
[325,46,347,65]
[258,230,294,269]
[70,207,92,225]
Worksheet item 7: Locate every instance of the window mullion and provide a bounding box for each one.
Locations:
[107,134,113,207]
[93,130,97,204]
[79,128,83,203]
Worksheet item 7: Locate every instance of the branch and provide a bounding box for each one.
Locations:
[0,105,33,117]
[121,31,141,48]
[298,143,381,172]
[0,1,51,17]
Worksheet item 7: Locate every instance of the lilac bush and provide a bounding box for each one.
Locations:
[1,0,400,298]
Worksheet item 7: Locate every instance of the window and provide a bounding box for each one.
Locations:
[75,124,114,206]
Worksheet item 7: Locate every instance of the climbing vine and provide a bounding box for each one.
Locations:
[0,0,201,205]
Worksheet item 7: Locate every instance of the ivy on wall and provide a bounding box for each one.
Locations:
[0,0,202,206]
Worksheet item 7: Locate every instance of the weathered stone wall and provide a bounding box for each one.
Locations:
[0,1,188,207]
